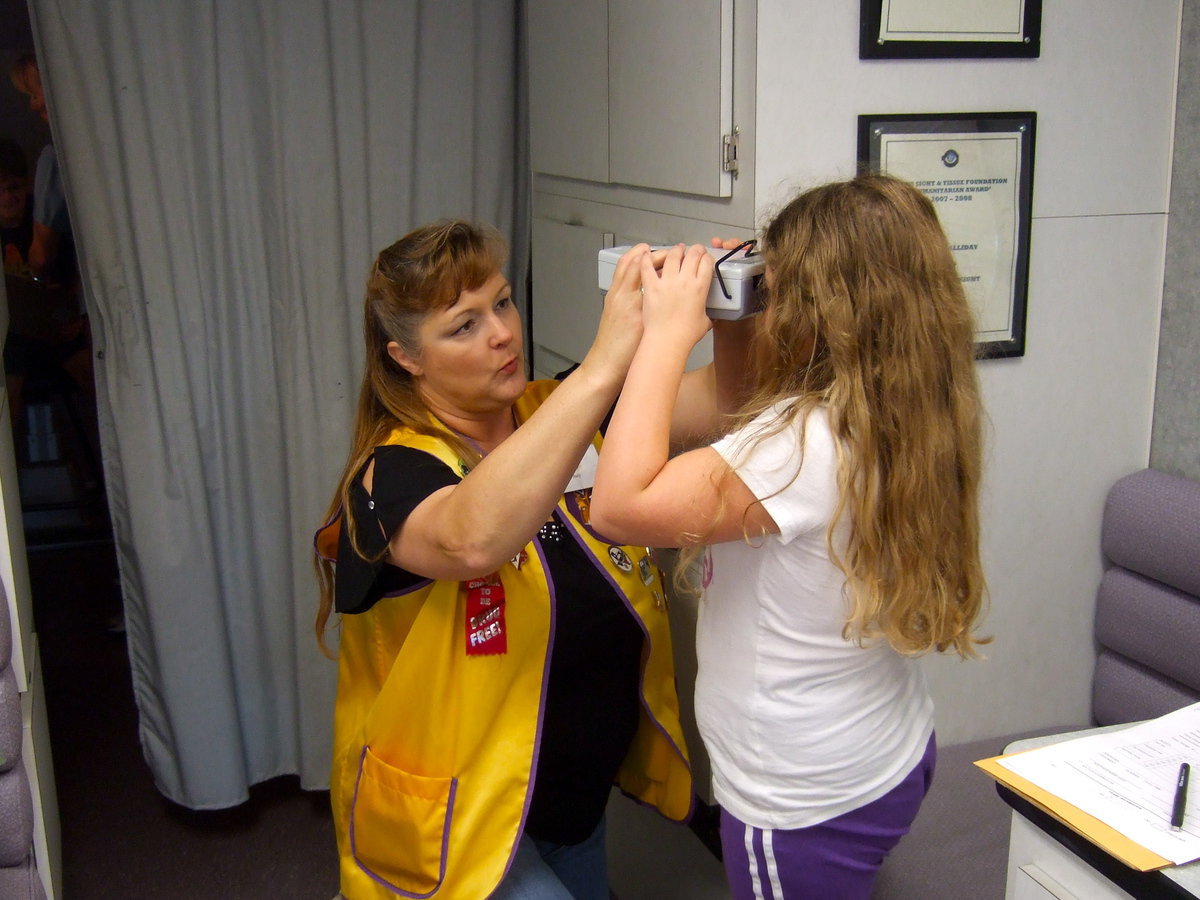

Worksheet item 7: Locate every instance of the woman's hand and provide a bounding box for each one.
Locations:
[639,243,713,351]
[711,236,748,252]
[582,243,660,388]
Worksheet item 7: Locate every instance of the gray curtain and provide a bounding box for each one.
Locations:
[29,0,528,808]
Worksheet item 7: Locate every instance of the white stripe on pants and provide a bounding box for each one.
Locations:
[742,823,785,900]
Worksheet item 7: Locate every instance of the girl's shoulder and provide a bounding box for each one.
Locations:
[723,399,832,450]
[713,401,835,479]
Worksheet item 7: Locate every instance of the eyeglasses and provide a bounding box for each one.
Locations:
[712,239,758,302]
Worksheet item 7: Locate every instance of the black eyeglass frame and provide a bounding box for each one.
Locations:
[713,239,758,300]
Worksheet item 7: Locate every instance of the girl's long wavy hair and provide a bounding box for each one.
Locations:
[724,174,987,658]
[314,220,508,656]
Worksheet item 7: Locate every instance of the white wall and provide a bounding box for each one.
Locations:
[756,1,1179,743]
[1155,0,1200,481]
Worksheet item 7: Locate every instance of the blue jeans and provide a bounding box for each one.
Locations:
[489,817,609,900]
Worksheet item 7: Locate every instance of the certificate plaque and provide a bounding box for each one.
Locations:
[860,0,1041,59]
[858,112,1036,358]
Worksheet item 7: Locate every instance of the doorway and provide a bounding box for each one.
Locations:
[2,3,127,896]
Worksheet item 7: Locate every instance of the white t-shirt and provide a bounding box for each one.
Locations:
[696,403,934,829]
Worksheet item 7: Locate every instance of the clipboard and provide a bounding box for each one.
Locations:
[976,752,1172,872]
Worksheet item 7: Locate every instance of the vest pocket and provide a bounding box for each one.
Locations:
[350,745,457,897]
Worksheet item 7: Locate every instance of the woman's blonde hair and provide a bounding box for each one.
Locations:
[731,174,986,658]
[314,220,508,656]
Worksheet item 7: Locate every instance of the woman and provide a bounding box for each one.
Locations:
[590,175,987,899]
[313,221,694,900]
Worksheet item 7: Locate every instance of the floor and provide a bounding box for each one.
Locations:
[15,387,1013,899]
[14,380,341,898]
[29,528,343,899]
[29,523,730,899]
[18,428,726,898]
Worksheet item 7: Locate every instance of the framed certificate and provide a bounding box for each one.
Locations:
[860,0,1041,59]
[857,112,1036,358]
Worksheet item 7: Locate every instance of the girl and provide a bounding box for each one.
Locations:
[590,174,987,899]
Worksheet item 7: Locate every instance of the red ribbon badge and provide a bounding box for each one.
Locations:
[465,575,507,656]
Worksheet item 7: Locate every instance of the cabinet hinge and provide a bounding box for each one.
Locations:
[722,128,740,175]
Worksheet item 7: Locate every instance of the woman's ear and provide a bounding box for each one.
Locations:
[386,341,422,376]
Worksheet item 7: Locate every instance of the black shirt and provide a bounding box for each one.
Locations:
[334,444,644,845]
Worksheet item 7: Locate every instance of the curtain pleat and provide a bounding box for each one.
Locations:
[28,0,526,808]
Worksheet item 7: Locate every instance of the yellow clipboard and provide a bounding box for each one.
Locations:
[975,753,1173,872]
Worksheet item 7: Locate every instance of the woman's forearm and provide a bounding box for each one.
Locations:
[412,361,623,576]
[391,246,650,579]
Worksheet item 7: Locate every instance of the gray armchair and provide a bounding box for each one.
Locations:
[0,579,46,899]
[1093,467,1200,725]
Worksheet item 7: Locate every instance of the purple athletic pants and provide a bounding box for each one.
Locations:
[718,733,936,900]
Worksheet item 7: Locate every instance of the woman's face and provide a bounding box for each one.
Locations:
[389,271,526,420]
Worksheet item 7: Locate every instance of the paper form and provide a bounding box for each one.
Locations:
[999,702,1200,864]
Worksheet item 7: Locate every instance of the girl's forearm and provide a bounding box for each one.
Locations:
[593,335,693,527]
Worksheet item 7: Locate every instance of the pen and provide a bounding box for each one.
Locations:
[1172,762,1190,831]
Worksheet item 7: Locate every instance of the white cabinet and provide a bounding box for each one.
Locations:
[529,219,610,376]
[608,0,735,197]
[526,0,755,370]
[529,0,737,197]
[527,0,608,184]
[1005,812,1136,900]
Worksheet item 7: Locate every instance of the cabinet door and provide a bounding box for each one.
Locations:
[527,0,609,182]
[608,0,734,197]
[530,218,609,372]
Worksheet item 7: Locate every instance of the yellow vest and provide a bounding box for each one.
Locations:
[325,381,692,899]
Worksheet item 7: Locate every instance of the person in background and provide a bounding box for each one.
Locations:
[0,137,33,274]
[590,173,988,899]
[8,53,75,286]
[5,54,92,435]
[313,221,695,900]
[1,136,35,422]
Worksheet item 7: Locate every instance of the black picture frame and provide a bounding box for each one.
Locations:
[859,0,1041,60]
[858,111,1036,359]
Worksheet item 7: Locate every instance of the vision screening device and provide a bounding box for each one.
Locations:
[597,240,765,320]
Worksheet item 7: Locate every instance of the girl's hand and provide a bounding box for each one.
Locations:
[639,243,713,349]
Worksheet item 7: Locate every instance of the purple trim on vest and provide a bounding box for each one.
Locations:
[493,535,559,890]
[313,505,342,563]
[348,745,459,898]
[557,510,692,782]
[563,490,620,545]
[377,578,435,601]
